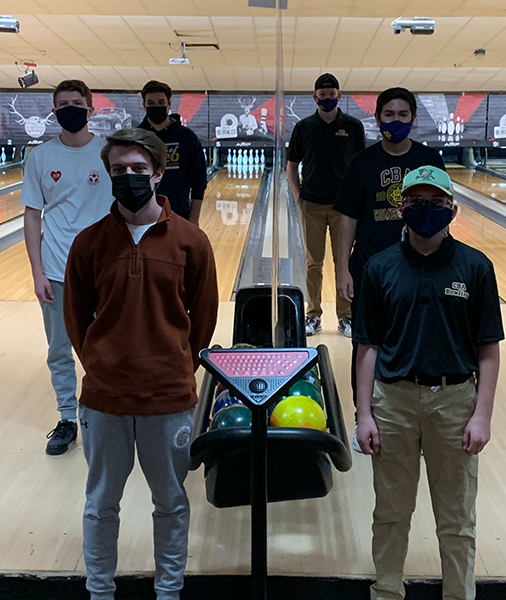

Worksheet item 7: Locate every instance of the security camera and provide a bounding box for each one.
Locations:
[18,70,38,89]
[0,15,20,33]
[391,17,435,35]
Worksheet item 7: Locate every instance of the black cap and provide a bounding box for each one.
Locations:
[314,73,340,91]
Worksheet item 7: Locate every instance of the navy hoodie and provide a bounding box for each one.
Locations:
[138,114,207,219]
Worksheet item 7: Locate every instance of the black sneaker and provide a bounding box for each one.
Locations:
[305,315,322,336]
[45,420,78,456]
[338,316,352,338]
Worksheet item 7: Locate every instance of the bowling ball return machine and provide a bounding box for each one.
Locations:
[190,287,352,600]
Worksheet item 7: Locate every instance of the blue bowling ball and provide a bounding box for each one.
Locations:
[211,390,243,417]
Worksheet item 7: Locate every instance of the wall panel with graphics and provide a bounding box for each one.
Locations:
[0,91,210,146]
[0,89,491,148]
[486,95,506,145]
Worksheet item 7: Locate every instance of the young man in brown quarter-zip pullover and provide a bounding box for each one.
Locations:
[64,128,219,600]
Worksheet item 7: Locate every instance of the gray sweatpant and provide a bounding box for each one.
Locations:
[40,280,78,420]
[80,404,194,600]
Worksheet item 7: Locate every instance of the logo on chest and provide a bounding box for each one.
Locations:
[445,281,469,299]
[335,129,349,137]
[50,170,62,182]
[88,169,100,185]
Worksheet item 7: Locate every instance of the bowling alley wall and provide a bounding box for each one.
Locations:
[1,90,506,148]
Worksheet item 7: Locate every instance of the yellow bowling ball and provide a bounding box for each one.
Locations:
[270,395,326,431]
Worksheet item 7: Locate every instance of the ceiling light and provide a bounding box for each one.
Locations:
[474,48,486,60]
[18,70,38,88]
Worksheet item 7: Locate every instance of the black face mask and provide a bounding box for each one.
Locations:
[146,106,168,125]
[56,105,88,133]
[112,174,154,213]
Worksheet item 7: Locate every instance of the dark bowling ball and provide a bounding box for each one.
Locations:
[210,404,252,430]
[289,379,324,408]
[211,391,243,417]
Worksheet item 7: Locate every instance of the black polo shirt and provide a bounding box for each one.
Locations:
[286,109,365,205]
[354,235,504,382]
[333,141,445,279]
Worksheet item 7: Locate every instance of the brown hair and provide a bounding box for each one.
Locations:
[101,128,167,173]
[53,79,93,107]
[141,80,173,103]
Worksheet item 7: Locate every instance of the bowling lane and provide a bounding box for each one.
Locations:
[448,165,506,203]
[200,166,264,301]
[0,166,23,189]
[0,189,23,224]
[451,202,506,300]
[0,166,24,225]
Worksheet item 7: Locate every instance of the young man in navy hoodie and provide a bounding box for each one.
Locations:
[138,80,207,226]
[64,128,218,600]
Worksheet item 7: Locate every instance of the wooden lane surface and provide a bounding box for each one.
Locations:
[0,166,23,189]
[200,167,262,301]
[0,242,36,301]
[0,189,23,224]
[449,165,506,203]
[2,300,506,578]
[451,203,506,299]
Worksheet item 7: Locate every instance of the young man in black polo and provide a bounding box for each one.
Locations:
[333,87,445,449]
[287,73,365,337]
[355,166,503,600]
[138,80,207,226]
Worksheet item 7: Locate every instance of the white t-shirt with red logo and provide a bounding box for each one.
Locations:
[20,135,113,282]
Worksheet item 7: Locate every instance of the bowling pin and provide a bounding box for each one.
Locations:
[260,149,265,164]
[255,149,259,164]
[238,164,243,179]
[227,148,232,164]
[203,148,207,162]
[0,147,5,164]
[249,164,253,178]
[232,164,237,178]
[238,149,243,165]
[232,149,237,164]
[249,149,254,164]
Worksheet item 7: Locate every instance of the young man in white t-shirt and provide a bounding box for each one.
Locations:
[21,79,113,455]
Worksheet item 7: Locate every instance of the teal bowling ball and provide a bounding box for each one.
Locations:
[288,379,324,408]
[211,404,252,430]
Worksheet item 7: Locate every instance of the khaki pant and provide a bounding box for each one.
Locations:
[370,379,478,600]
[298,198,351,319]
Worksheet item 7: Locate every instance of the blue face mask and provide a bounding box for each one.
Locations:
[316,97,339,113]
[379,119,413,144]
[402,204,453,239]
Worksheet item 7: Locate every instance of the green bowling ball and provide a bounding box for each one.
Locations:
[210,404,252,430]
[288,379,324,408]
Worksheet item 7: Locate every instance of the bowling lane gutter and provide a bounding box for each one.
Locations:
[452,182,506,230]
[476,165,506,183]
[231,168,272,299]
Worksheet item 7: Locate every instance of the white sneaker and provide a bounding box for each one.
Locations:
[305,315,322,336]
[352,425,364,453]
[338,316,352,338]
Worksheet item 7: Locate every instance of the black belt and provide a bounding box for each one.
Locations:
[401,373,473,387]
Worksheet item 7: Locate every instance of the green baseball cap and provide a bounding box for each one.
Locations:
[401,166,453,198]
